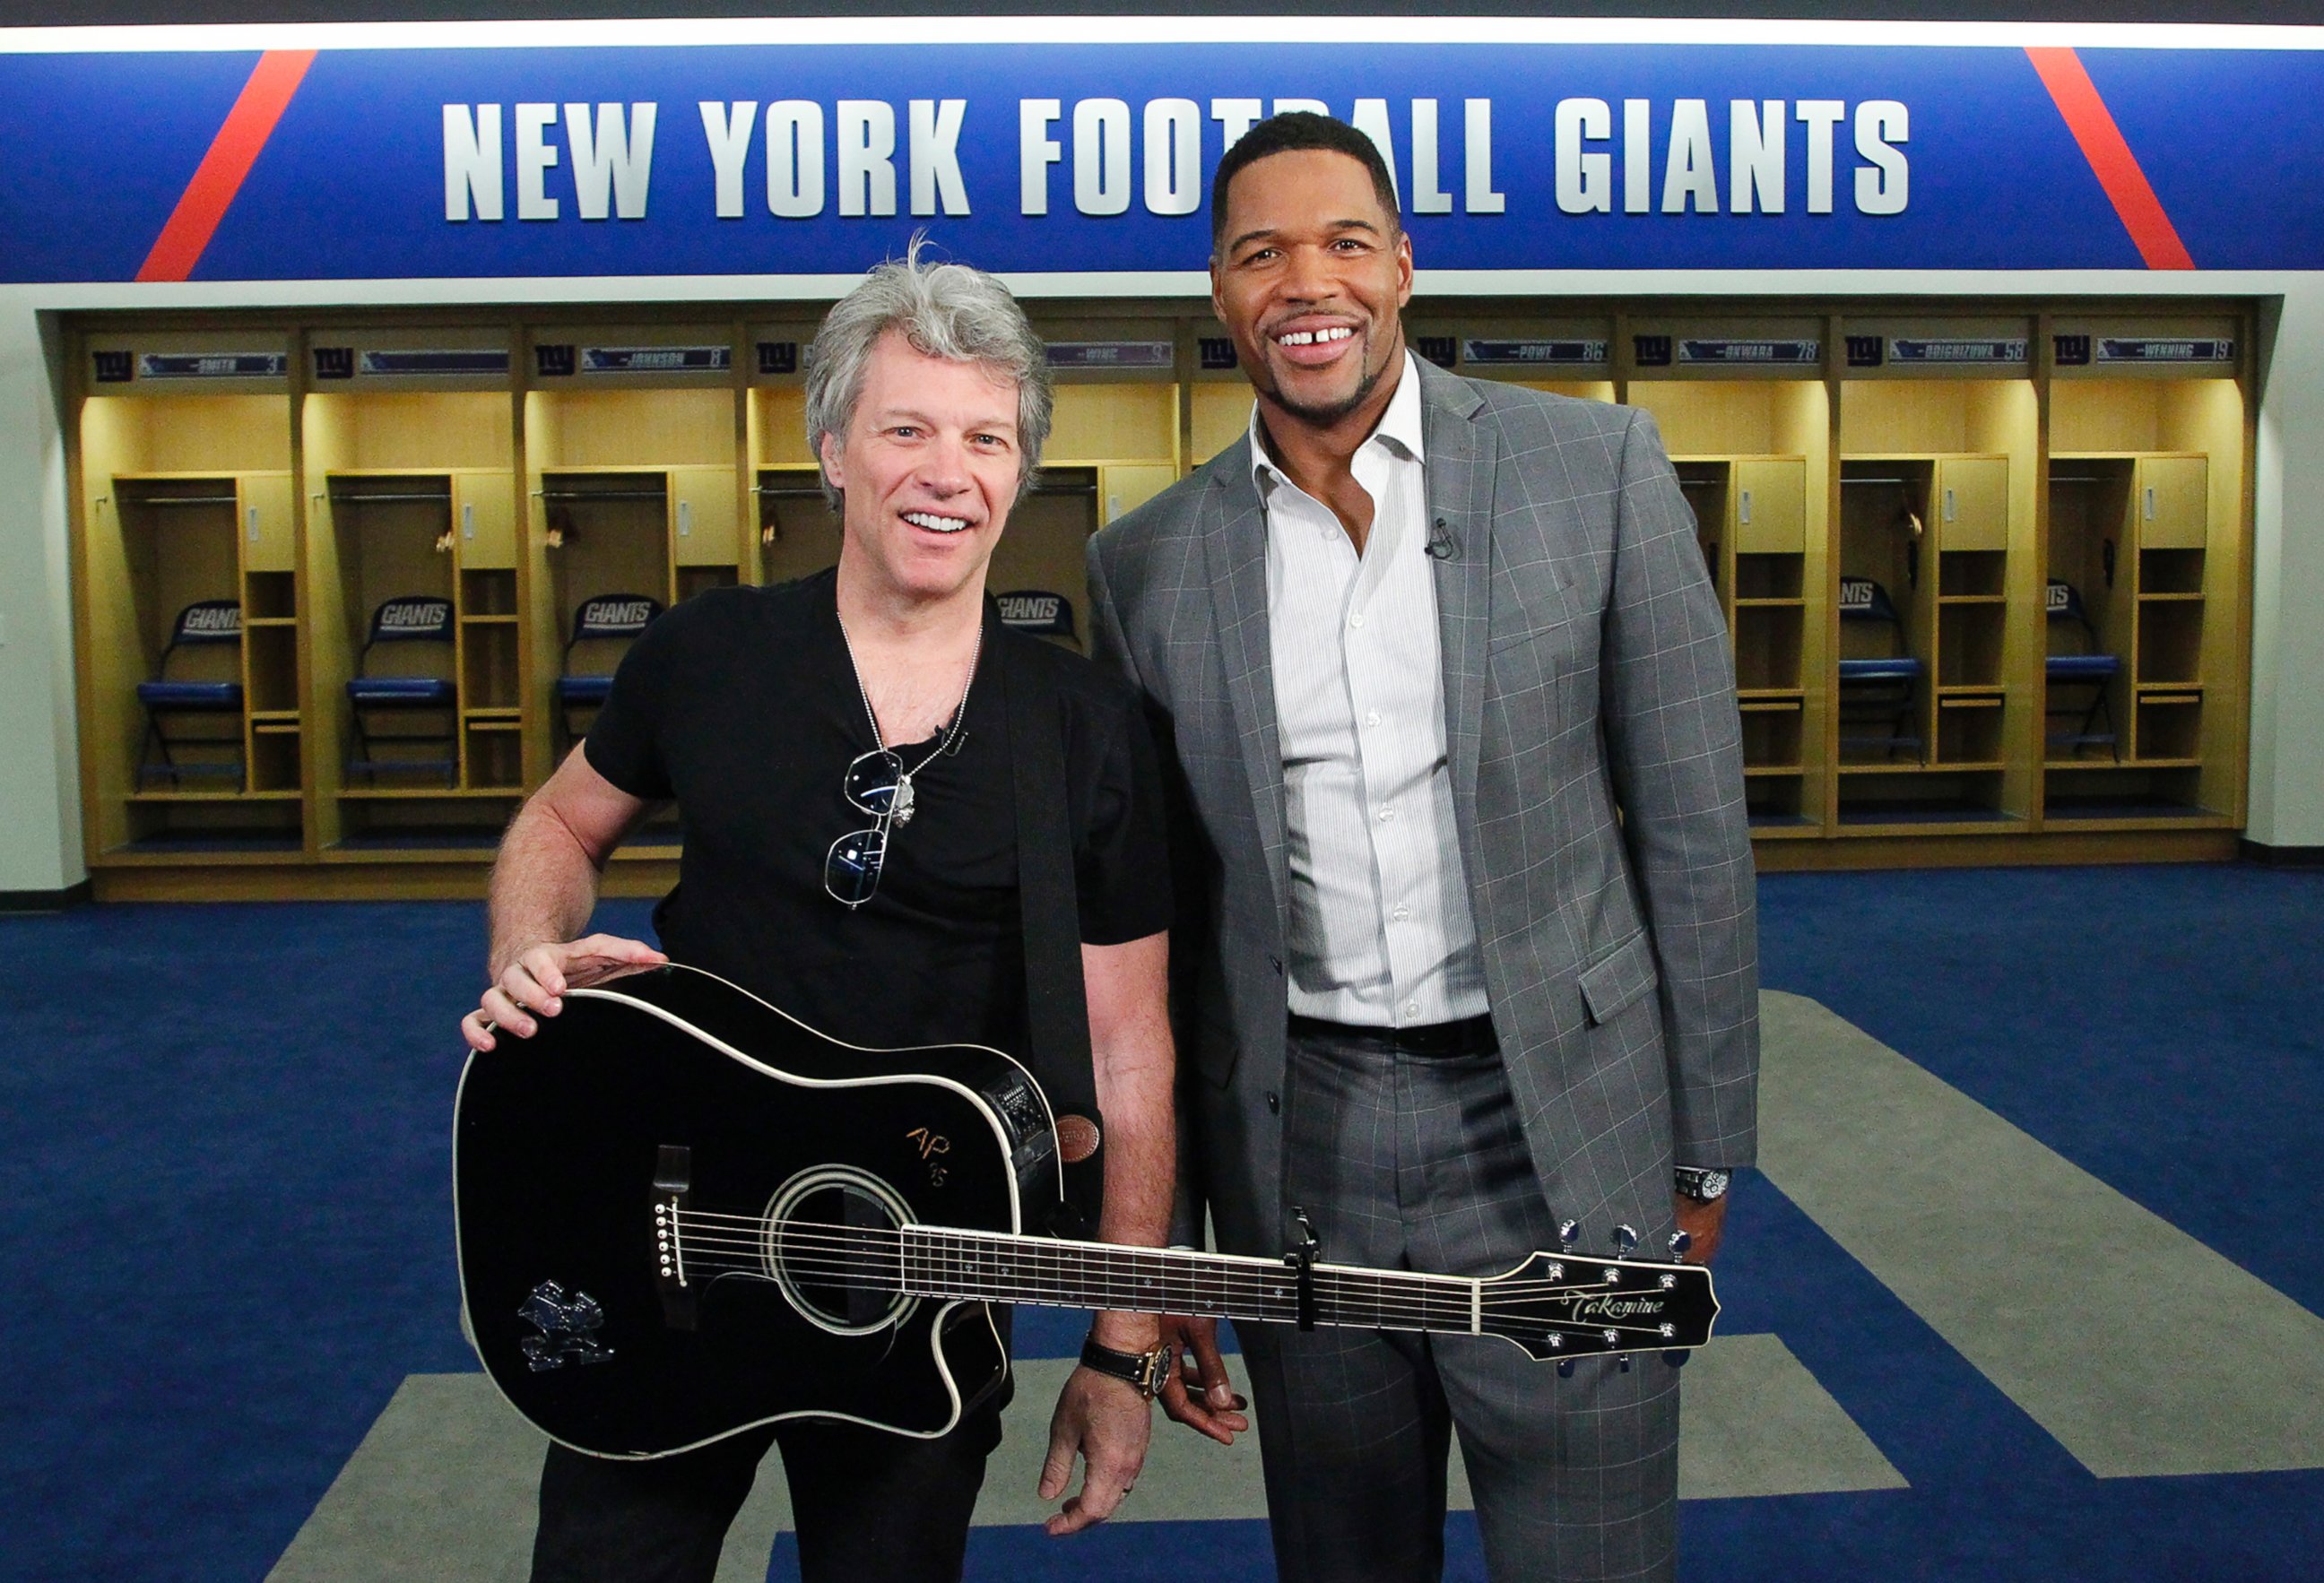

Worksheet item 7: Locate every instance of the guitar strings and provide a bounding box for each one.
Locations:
[640,1249,1686,1340]
[648,1219,1690,1334]
[662,1217,1679,1302]
[663,1214,1678,1298]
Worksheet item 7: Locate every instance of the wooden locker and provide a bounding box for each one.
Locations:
[1098,464,1178,526]
[2137,456,2208,550]
[237,473,297,574]
[1935,456,2008,552]
[453,471,517,569]
[670,465,741,566]
[1732,458,1806,556]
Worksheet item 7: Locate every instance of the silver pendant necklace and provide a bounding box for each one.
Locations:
[836,613,982,827]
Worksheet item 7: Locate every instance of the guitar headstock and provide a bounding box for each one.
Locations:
[1477,1250,1719,1362]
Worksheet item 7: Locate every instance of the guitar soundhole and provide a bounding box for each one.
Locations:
[762,1167,916,1336]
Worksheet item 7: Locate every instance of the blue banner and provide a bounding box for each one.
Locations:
[0,36,2316,283]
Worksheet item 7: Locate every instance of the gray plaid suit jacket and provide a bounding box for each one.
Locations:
[1087,359,1759,1259]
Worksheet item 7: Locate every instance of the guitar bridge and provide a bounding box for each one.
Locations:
[653,1144,697,1331]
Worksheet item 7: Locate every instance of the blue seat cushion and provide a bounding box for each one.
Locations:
[349,677,456,705]
[556,675,616,705]
[137,680,243,710]
[1838,657,1924,682]
[2046,654,2120,680]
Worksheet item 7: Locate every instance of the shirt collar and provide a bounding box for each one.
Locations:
[1247,350,1426,495]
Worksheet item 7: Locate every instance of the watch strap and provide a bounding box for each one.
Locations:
[1080,1332,1173,1399]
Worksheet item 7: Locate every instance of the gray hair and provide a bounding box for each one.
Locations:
[804,238,1053,511]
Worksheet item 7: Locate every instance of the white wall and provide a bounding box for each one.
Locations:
[0,307,81,894]
[2,266,2317,895]
[2247,280,2324,847]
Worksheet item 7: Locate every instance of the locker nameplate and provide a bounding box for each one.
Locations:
[1890,339,2028,365]
[1462,339,1609,367]
[136,352,288,380]
[359,349,513,376]
[2095,338,2235,365]
[1678,339,1821,366]
[1045,342,1172,370]
[580,346,733,375]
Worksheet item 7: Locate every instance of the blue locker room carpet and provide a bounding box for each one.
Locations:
[3,862,2320,1580]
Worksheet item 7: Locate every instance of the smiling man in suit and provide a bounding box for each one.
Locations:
[1086,112,1760,1583]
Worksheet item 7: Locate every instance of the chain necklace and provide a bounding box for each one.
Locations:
[835,612,982,827]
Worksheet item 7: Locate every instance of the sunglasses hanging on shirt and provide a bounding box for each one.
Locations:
[826,619,981,909]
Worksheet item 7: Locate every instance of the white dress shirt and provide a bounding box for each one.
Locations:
[1252,353,1491,1029]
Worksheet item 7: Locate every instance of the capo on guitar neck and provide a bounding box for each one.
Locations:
[1285,1207,1320,1332]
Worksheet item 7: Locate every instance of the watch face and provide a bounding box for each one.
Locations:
[1696,1170,1730,1201]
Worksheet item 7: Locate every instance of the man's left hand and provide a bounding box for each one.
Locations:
[1038,1366,1152,1536]
[1672,1192,1729,1265]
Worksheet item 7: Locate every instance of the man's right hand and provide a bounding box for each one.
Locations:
[461,935,667,1051]
[1156,1313,1249,1445]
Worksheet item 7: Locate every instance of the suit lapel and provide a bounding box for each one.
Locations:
[1418,361,1495,819]
[1200,447,1290,922]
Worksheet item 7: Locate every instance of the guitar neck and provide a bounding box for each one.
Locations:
[900,1225,1482,1336]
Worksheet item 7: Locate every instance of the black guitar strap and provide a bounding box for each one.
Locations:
[999,630,1106,1241]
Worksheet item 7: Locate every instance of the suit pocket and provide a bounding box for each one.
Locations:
[1485,566,1586,659]
[1578,930,1660,1026]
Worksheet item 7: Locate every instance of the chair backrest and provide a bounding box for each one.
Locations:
[563,593,662,681]
[1838,577,1903,626]
[994,588,1077,642]
[164,599,241,648]
[157,599,242,680]
[2046,579,2094,628]
[567,593,662,649]
[360,595,454,672]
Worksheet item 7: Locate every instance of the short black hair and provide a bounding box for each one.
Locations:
[1209,111,1400,255]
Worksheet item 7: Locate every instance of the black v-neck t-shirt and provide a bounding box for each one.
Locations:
[582,568,1171,1059]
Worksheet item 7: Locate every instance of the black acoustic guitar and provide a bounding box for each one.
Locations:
[455,964,1720,1459]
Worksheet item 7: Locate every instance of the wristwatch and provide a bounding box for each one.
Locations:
[1080,1332,1175,1400]
[1674,1165,1732,1204]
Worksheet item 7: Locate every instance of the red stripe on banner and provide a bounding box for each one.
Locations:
[2025,46,2195,272]
[135,49,317,283]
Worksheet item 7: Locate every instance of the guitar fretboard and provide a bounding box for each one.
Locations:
[900,1226,1484,1335]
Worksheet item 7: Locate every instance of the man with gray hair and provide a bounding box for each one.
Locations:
[462,244,1179,1580]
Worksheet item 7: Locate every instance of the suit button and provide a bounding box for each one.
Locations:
[1265,1092,1280,1115]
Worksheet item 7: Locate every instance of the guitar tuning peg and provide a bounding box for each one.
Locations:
[1556,1359,1576,1379]
[1558,1219,1580,1252]
[1617,1353,1633,1373]
[1613,1224,1638,1258]
[1668,1229,1693,1260]
[1662,1350,1691,1370]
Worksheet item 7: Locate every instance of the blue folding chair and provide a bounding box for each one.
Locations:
[556,593,662,748]
[136,599,245,788]
[2045,580,2120,761]
[346,594,458,783]
[1837,576,1924,760]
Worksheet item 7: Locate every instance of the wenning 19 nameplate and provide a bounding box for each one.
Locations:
[1462,340,1610,368]
[2095,338,2235,365]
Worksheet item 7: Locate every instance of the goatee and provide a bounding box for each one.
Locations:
[1263,350,1391,427]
